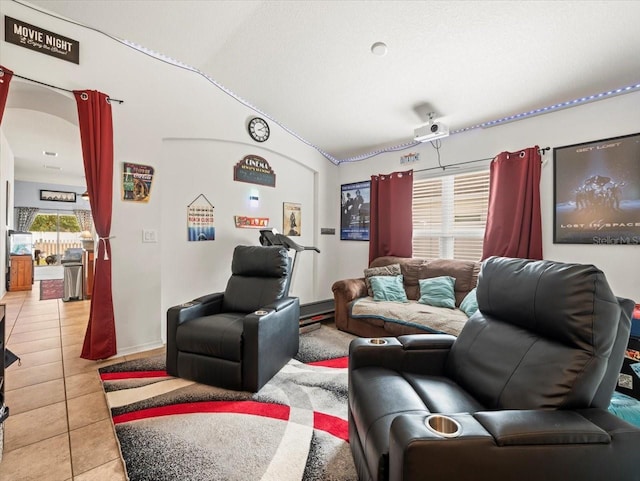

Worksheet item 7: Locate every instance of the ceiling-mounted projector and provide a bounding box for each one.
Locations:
[414,121,449,142]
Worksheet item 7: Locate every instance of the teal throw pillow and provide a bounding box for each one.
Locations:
[369,275,408,303]
[418,276,456,309]
[459,288,478,317]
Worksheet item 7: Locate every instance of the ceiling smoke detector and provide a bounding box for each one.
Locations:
[414,112,449,142]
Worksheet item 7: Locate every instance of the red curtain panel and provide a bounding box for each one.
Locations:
[481,146,543,261]
[74,90,117,360]
[0,66,14,124]
[369,169,414,264]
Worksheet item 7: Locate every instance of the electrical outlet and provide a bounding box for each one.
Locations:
[142,229,157,243]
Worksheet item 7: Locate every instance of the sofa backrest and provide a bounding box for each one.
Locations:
[446,256,632,410]
[369,256,480,305]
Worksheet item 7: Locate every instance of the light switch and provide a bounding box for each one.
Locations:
[142,229,157,243]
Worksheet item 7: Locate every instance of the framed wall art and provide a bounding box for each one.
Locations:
[40,189,76,203]
[234,216,269,229]
[283,202,301,236]
[553,132,640,245]
[122,162,155,202]
[340,181,371,241]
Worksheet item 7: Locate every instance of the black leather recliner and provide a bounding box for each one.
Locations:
[166,245,300,392]
[348,256,640,481]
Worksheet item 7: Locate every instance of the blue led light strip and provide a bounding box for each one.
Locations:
[338,82,640,163]
[451,83,640,134]
[121,39,640,162]
[16,0,640,166]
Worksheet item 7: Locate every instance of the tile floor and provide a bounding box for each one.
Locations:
[0,283,164,481]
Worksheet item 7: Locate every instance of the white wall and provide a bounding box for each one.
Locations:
[336,90,640,302]
[14,180,90,211]
[0,130,15,299]
[1,2,340,355]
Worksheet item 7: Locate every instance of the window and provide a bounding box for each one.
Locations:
[30,211,81,266]
[412,170,490,261]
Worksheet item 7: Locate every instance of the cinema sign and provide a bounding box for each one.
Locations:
[5,16,80,64]
[234,155,276,188]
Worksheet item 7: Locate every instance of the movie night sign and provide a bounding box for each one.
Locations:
[5,16,80,64]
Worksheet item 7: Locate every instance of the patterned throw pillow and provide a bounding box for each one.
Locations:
[369,275,408,303]
[418,276,456,309]
[364,263,402,297]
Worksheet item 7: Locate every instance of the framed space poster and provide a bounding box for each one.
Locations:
[283,202,301,236]
[340,181,371,241]
[187,194,215,241]
[553,132,640,245]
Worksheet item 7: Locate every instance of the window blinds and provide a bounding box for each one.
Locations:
[412,170,490,261]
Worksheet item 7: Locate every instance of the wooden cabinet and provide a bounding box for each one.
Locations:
[9,255,33,292]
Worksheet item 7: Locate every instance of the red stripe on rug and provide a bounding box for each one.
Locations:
[314,411,349,442]
[112,400,290,424]
[100,370,169,381]
[307,356,348,368]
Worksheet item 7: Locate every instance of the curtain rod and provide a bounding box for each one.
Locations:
[2,69,124,104]
[414,146,549,174]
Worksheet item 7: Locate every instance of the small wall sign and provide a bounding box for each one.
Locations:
[122,162,154,203]
[187,194,215,241]
[5,16,80,64]
[234,155,276,187]
[400,152,420,165]
[234,216,269,229]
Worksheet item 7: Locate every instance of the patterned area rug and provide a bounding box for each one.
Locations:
[39,279,64,300]
[99,325,358,481]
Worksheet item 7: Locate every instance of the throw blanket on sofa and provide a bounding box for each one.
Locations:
[350,297,468,336]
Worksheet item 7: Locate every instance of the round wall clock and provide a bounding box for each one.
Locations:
[248,117,270,142]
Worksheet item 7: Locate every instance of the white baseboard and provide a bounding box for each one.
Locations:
[116,341,165,357]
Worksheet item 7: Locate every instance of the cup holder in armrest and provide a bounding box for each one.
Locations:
[254,310,269,316]
[425,415,462,438]
[369,338,388,345]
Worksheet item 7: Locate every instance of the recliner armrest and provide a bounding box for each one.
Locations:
[388,409,637,481]
[349,334,455,375]
[398,334,456,350]
[167,292,224,329]
[242,298,300,391]
[191,293,225,314]
[262,296,297,312]
[474,410,610,446]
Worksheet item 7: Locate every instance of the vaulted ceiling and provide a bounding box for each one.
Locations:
[4,0,640,180]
